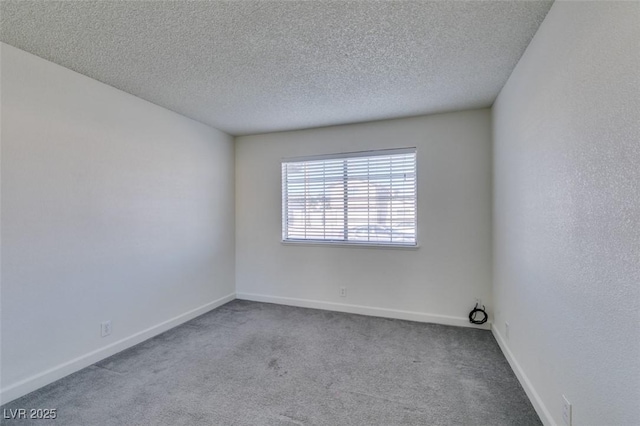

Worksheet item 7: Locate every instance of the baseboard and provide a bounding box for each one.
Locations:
[236,292,490,330]
[0,292,236,406]
[491,324,554,426]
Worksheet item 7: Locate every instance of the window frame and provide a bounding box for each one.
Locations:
[281,148,419,249]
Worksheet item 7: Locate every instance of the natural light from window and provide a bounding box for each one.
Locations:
[282,148,417,247]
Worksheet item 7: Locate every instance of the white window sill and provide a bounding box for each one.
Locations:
[281,240,420,250]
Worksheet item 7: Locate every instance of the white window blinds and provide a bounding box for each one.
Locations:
[282,148,417,246]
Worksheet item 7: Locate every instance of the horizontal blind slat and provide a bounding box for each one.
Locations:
[283,149,417,246]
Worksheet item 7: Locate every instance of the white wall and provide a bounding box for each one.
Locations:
[235,110,492,328]
[0,43,235,403]
[492,2,640,425]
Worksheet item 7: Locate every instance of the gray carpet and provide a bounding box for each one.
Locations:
[1,300,540,425]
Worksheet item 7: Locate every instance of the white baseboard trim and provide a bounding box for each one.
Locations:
[236,292,490,330]
[491,324,554,426]
[0,293,236,406]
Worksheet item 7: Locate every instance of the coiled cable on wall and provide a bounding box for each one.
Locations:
[469,303,488,325]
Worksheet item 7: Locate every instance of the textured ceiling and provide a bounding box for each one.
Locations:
[1,1,552,136]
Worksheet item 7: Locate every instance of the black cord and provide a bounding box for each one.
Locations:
[469,303,488,325]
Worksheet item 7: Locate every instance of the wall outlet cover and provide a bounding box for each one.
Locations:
[562,394,572,426]
[101,320,112,337]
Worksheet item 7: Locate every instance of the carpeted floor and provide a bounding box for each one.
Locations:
[1,300,540,425]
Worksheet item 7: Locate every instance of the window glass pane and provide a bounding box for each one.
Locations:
[282,149,416,246]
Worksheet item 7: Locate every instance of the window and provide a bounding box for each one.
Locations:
[282,148,417,246]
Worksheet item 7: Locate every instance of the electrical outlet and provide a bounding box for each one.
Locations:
[562,395,572,426]
[101,320,112,337]
[505,322,510,340]
[339,287,347,297]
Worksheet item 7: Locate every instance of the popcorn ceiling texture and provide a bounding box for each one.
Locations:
[0,0,551,135]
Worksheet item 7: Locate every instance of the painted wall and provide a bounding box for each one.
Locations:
[492,2,640,425]
[235,110,492,328]
[0,44,235,403]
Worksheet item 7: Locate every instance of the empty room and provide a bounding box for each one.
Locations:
[1,1,638,425]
